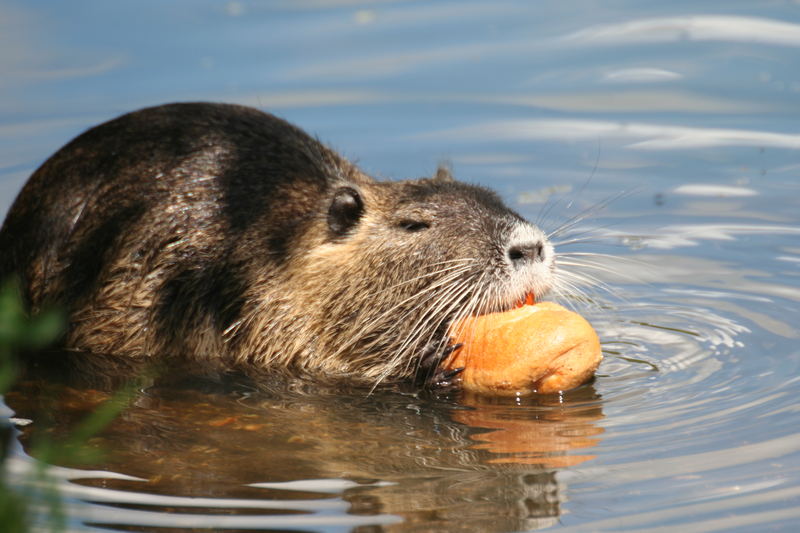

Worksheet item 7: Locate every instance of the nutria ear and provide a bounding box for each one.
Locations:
[434,165,454,182]
[327,187,364,235]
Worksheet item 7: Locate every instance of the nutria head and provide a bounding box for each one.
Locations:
[238,166,555,385]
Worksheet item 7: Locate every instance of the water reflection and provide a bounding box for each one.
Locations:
[422,119,800,150]
[6,374,605,531]
[602,68,683,83]
[557,15,800,47]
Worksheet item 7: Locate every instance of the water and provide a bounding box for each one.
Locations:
[2,0,800,531]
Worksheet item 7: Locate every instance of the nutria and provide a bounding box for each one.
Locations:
[0,103,555,388]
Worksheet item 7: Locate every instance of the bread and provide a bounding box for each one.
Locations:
[443,302,602,396]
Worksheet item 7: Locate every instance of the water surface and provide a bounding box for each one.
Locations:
[2,1,800,531]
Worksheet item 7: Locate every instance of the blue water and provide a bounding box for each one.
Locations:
[2,1,800,531]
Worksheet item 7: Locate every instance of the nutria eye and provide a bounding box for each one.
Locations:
[398,220,430,233]
[327,187,364,235]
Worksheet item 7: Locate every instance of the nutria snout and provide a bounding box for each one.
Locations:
[0,102,555,387]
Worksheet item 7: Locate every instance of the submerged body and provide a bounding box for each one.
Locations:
[0,103,555,386]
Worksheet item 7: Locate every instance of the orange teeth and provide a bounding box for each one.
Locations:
[514,292,536,309]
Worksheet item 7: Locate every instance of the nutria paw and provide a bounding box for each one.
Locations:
[418,341,464,391]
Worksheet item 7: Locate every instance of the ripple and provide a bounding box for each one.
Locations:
[5,455,401,530]
[573,266,800,513]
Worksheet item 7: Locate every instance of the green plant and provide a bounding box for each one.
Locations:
[0,280,62,390]
[0,279,145,532]
[0,279,64,532]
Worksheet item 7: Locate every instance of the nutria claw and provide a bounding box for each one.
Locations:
[427,366,465,391]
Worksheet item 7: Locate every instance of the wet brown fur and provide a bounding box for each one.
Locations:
[0,103,551,385]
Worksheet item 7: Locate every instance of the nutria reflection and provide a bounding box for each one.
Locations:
[6,375,603,531]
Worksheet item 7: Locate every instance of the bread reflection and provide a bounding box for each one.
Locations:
[454,391,604,467]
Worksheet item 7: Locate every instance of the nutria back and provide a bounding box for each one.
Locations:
[0,103,555,387]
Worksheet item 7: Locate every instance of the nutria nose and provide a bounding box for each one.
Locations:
[507,241,545,266]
